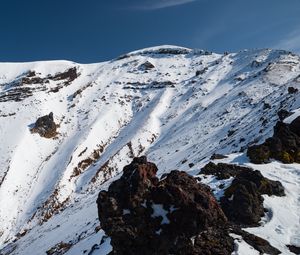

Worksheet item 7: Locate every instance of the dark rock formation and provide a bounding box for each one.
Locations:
[277,109,291,121]
[139,61,155,71]
[46,241,72,255]
[200,162,248,180]
[220,165,284,226]
[287,245,300,254]
[97,157,234,255]
[247,117,300,164]
[50,67,78,84]
[232,227,281,255]
[210,153,227,160]
[30,112,57,138]
[200,162,284,226]
[288,86,298,94]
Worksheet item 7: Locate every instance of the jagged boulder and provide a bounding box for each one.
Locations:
[200,162,284,226]
[220,166,284,226]
[247,117,300,164]
[30,112,57,138]
[97,157,234,255]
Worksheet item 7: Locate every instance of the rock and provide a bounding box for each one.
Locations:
[210,153,228,160]
[277,109,291,121]
[97,157,234,255]
[195,67,208,76]
[251,60,262,68]
[30,112,57,138]
[220,166,284,226]
[247,144,271,164]
[188,163,194,168]
[200,162,248,180]
[289,116,300,137]
[232,227,281,255]
[247,117,300,164]
[139,61,155,71]
[288,86,298,94]
[49,67,79,86]
[287,245,300,254]
[46,242,72,255]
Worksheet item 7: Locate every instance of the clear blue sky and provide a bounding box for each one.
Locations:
[1,0,300,63]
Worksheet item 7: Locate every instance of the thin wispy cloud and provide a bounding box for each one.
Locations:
[275,30,300,53]
[135,0,197,10]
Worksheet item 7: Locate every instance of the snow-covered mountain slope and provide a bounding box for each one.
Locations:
[0,46,300,254]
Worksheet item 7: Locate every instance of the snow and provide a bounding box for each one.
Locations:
[0,45,300,254]
[151,204,170,225]
[230,234,260,255]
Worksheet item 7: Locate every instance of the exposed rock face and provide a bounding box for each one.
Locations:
[30,112,57,138]
[50,67,78,85]
[97,157,234,255]
[247,117,300,163]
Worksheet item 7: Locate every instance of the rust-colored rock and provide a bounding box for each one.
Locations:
[97,156,234,255]
[30,112,57,138]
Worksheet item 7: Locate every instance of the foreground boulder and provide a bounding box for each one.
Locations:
[220,168,284,226]
[200,162,285,226]
[97,157,234,255]
[247,117,300,163]
[30,112,57,138]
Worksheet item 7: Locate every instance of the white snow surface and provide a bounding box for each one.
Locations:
[0,46,299,254]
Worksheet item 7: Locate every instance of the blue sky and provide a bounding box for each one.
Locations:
[0,0,300,63]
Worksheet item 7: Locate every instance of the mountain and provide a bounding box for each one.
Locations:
[0,46,299,254]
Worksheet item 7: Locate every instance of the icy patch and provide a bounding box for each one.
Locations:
[197,174,234,200]
[151,204,170,224]
[123,209,130,215]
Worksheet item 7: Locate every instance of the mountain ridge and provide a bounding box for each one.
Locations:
[0,45,299,254]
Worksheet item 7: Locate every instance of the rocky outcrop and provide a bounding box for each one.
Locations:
[200,162,249,180]
[247,116,300,163]
[287,245,300,254]
[97,157,234,255]
[49,67,78,85]
[220,166,284,226]
[210,153,227,160]
[277,109,291,121]
[200,162,284,226]
[30,112,57,138]
[232,227,281,255]
[138,61,155,71]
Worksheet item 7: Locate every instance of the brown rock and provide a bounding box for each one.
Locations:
[97,157,234,255]
[30,112,57,138]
